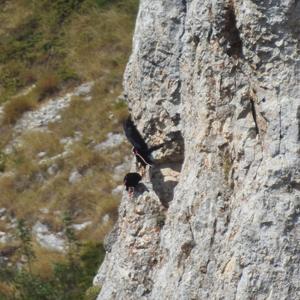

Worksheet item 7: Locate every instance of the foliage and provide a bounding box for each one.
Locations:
[1,216,106,300]
[16,219,36,273]
[0,151,6,172]
[0,0,138,297]
[84,286,101,300]
[0,0,138,99]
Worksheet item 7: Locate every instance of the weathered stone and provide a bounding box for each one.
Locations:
[37,151,47,159]
[95,0,300,299]
[71,221,92,231]
[111,185,123,196]
[68,170,82,184]
[94,133,125,151]
[47,163,59,176]
[0,208,7,217]
[102,214,110,225]
[32,221,65,252]
[0,231,12,244]
[73,81,94,96]
[112,158,131,181]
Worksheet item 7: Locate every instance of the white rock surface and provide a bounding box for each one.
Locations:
[32,221,65,252]
[14,82,93,134]
[101,214,110,225]
[0,208,7,217]
[47,163,59,176]
[71,221,92,231]
[37,151,47,159]
[94,133,125,151]
[0,106,3,123]
[0,231,12,244]
[39,208,49,214]
[73,81,94,96]
[112,157,131,181]
[68,170,82,184]
[111,185,123,196]
[95,0,300,299]
[14,95,71,133]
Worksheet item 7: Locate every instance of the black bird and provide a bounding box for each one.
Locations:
[123,117,163,171]
[124,172,142,197]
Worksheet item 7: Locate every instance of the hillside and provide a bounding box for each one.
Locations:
[0,0,138,299]
[94,0,300,299]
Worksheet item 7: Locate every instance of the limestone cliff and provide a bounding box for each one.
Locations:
[94,0,300,299]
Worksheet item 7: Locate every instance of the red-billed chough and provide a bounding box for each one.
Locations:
[123,172,142,197]
[123,117,163,171]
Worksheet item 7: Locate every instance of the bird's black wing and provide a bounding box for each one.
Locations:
[123,117,148,152]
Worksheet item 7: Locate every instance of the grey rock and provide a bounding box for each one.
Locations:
[95,0,300,299]
[113,158,131,181]
[111,185,123,196]
[9,82,93,141]
[94,133,125,151]
[0,106,4,123]
[0,231,12,244]
[103,223,119,253]
[32,221,65,252]
[47,163,59,176]
[0,208,7,217]
[101,214,110,225]
[71,221,92,231]
[37,152,47,159]
[68,170,82,184]
[73,81,94,96]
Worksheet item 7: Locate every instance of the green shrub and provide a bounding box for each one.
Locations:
[0,151,6,172]
[84,286,101,300]
[0,216,106,300]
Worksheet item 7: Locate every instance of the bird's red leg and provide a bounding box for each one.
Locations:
[140,166,145,177]
[128,187,134,198]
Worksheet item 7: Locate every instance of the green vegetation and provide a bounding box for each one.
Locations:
[0,0,138,101]
[0,0,138,298]
[0,217,105,300]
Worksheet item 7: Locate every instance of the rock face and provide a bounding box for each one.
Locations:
[95,0,300,299]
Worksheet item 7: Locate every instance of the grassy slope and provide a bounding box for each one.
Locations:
[0,0,138,298]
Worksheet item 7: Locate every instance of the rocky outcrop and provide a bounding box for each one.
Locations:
[94,0,300,299]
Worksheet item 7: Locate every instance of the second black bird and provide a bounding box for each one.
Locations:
[124,172,142,197]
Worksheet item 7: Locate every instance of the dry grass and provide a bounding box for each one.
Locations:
[64,3,137,80]
[0,0,33,35]
[21,130,64,158]
[31,243,64,278]
[0,1,138,298]
[0,282,15,299]
[35,73,60,101]
[0,4,137,293]
[0,173,17,208]
[3,95,37,124]
[0,125,13,150]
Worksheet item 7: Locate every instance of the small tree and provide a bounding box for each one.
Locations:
[52,211,83,300]
[14,219,55,300]
[16,219,36,273]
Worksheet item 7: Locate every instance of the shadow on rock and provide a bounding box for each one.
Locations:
[150,162,183,208]
[135,183,149,195]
